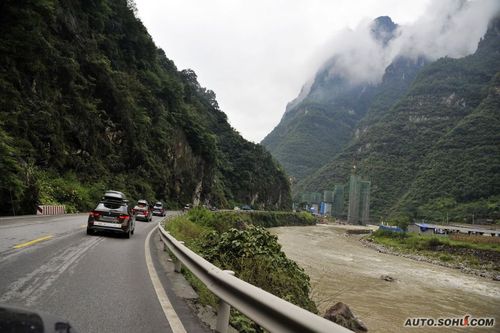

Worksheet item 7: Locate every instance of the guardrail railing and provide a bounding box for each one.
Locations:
[157,224,353,333]
[36,205,65,215]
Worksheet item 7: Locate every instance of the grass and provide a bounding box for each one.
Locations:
[370,229,500,252]
[369,229,500,270]
[449,233,500,245]
[162,217,219,309]
[164,214,210,249]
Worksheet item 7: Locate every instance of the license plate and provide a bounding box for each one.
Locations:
[100,216,117,222]
[94,221,122,228]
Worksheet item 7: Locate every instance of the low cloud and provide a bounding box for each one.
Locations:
[318,0,500,86]
[392,0,500,60]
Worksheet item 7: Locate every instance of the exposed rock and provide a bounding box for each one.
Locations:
[493,275,500,281]
[324,302,368,332]
[380,274,396,282]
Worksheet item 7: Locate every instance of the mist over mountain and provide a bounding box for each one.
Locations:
[306,0,499,89]
[262,0,500,221]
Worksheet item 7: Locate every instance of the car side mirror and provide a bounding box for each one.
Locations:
[0,304,78,333]
[123,199,129,203]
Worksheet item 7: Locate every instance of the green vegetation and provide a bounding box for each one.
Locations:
[262,18,423,183]
[369,229,500,271]
[0,0,291,215]
[164,208,317,333]
[294,18,500,222]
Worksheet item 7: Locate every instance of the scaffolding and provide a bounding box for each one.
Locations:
[323,190,334,203]
[347,175,370,224]
[360,181,370,224]
[332,185,344,217]
[311,192,322,204]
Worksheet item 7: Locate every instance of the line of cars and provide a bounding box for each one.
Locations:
[86,190,167,238]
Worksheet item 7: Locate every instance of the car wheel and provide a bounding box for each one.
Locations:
[86,228,92,235]
[125,228,131,239]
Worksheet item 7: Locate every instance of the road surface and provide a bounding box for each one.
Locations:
[0,213,210,332]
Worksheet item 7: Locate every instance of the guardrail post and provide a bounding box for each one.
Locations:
[162,231,169,251]
[174,241,185,272]
[216,270,235,333]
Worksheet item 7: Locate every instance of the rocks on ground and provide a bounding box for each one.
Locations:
[380,274,396,282]
[324,302,368,332]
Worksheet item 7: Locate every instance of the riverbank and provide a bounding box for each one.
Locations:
[364,229,500,281]
[272,225,500,333]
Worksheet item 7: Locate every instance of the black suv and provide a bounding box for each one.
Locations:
[86,190,136,238]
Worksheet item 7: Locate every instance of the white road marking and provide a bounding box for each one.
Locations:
[0,236,102,305]
[145,224,187,333]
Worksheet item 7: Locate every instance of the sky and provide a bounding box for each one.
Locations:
[133,0,486,143]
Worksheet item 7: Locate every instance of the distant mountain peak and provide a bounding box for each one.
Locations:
[370,16,397,46]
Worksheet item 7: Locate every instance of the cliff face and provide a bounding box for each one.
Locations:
[296,18,500,220]
[0,0,291,214]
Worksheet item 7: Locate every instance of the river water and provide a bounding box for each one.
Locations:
[271,225,500,333]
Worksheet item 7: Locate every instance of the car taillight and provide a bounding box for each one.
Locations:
[119,214,129,221]
[90,211,101,219]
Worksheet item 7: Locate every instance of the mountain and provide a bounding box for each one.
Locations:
[296,17,500,221]
[261,17,424,182]
[0,0,291,215]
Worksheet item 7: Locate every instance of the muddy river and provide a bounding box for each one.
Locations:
[271,225,500,333]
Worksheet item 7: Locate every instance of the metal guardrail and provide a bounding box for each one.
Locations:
[157,224,353,333]
[36,205,65,215]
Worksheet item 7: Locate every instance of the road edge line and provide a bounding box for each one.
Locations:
[145,223,187,333]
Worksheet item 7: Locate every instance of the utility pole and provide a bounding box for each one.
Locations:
[472,213,474,225]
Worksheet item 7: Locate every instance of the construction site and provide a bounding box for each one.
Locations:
[296,174,371,225]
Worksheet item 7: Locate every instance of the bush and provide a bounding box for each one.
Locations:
[372,229,408,239]
[197,226,317,332]
[186,208,316,230]
[35,170,105,212]
[424,237,445,249]
[439,254,453,262]
[165,209,318,333]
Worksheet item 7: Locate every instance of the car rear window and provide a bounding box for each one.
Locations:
[100,200,123,209]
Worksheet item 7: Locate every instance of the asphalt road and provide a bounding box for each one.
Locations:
[0,212,210,332]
